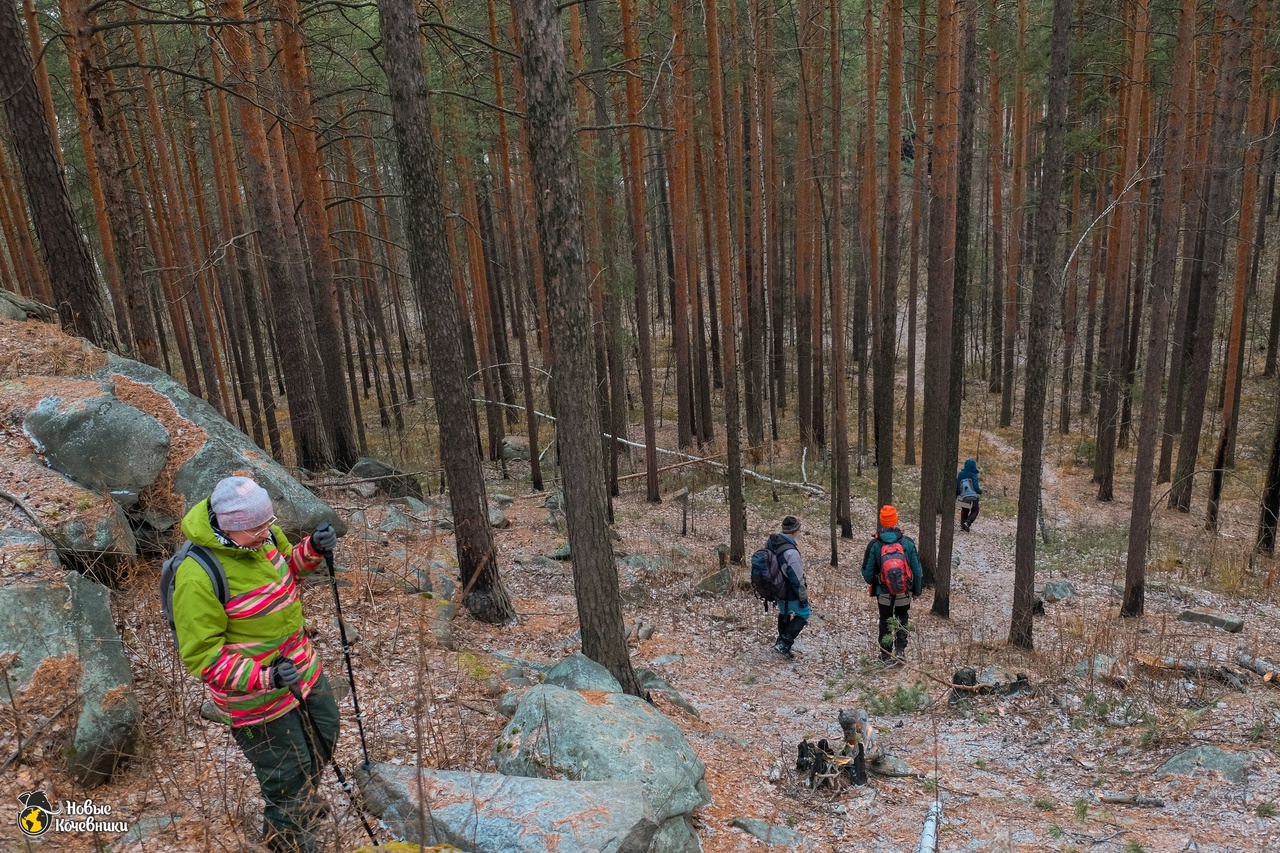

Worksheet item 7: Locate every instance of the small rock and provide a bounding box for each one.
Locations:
[1177,609,1244,634]
[1041,579,1077,603]
[334,617,360,646]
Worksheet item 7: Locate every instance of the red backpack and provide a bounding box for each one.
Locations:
[878,540,912,597]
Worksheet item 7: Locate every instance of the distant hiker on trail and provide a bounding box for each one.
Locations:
[767,516,809,659]
[861,505,924,664]
[170,475,340,853]
[956,459,982,532]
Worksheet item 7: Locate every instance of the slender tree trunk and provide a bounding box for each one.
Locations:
[877,0,902,510]
[1095,0,1149,500]
[937,0,978,615]
[619,0,660,502]
[0,0,115,347]
[1009,0,1070,648]
[1122,0,1195,617]
[1206,0,1266,529]
[1169,0,1245,513]
[905,0,928,467]
[214,0,330,469]
[922,0,959,595]
[1000,0,1028,428]
[378,0,514,623]
[986,23,1005,397]
[670,0,695,450]
[830,0,849,543]
[705,0,747,563]
[271,0,359,468]
[513,0,640,694]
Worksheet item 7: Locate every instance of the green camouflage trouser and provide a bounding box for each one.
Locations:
[232,672,340,853]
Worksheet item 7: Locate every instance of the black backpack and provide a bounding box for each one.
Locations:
[750,541,794,604]
[160,541,229,647]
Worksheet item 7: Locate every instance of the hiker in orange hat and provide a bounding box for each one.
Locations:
[860,505,924,664]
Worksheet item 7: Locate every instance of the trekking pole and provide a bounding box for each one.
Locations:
[321,548,372,767]
[285,679,378,846]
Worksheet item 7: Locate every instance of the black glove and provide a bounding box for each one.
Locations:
[268,658,300,689]
[311,523,337,552]
[799,599,809,610]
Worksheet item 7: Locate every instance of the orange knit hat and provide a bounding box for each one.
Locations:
[879,505,898,528]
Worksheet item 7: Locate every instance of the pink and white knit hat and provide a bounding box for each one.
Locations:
[210,476,274,531]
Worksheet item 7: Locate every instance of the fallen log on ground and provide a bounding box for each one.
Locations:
[1097,792,1164,808]
[1132,653,1247,688]
[1235,654,1280,684]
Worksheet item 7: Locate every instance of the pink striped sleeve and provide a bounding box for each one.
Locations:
[287,536,323,578]
[202,648,266,692]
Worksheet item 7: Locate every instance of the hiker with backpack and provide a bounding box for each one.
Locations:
[860,505,924,664]
[168,475,339,853]
[753,516,809,659]
[956,458,982,532]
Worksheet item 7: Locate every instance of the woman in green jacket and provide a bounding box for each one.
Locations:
[172,476,338,853]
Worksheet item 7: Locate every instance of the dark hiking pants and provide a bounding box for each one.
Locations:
[960,498,980,530]
[232,672,340,853]
[877,600,911,659]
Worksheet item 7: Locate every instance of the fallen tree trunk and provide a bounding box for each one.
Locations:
[1097,792,1164,808]
[1235,653,1280,684]
[917,800,941,853]
[1133,653,1247,688]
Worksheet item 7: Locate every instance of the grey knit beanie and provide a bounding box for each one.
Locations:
[781,516,800,534]
[210,476,274,531]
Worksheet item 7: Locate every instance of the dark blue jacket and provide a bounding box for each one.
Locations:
[956,459,981,497]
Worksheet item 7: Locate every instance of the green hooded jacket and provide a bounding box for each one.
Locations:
[172,498,323,725]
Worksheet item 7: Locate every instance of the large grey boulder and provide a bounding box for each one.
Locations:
[0,560,139,786]
[0,289,56,322]
[545,653,624,693]
[6,456,137,575]
[349,457,423,500]
[495,684,710,853]
[92,356,339,537]
[355,763,657,853]
[23,390,170,509]
[1157,746,1250,785]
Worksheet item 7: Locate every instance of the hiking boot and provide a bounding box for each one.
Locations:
[773,640,794,659]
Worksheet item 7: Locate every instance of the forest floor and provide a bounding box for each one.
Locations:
[6,390,1280,853]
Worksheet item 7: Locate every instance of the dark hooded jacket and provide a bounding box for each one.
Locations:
[861,527,925,598]
[956,459,981,496]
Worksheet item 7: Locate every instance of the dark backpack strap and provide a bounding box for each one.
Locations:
[185,544,229,606]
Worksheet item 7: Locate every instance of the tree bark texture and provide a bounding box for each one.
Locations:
[514,0,640,695]
[0,0,116,348]
[1009,0,1070,649]
[377,0,514,624]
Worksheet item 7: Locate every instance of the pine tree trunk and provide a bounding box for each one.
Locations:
[0,0,115,347]
[513,0,640,693]
[1169,0,1245,514]
[921,0,959,593]
[1009,0,1070,649]
[1206,0,1266,529]
[1123,0,1195,617]
[378,0,514,624]
[214,0,331,469]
